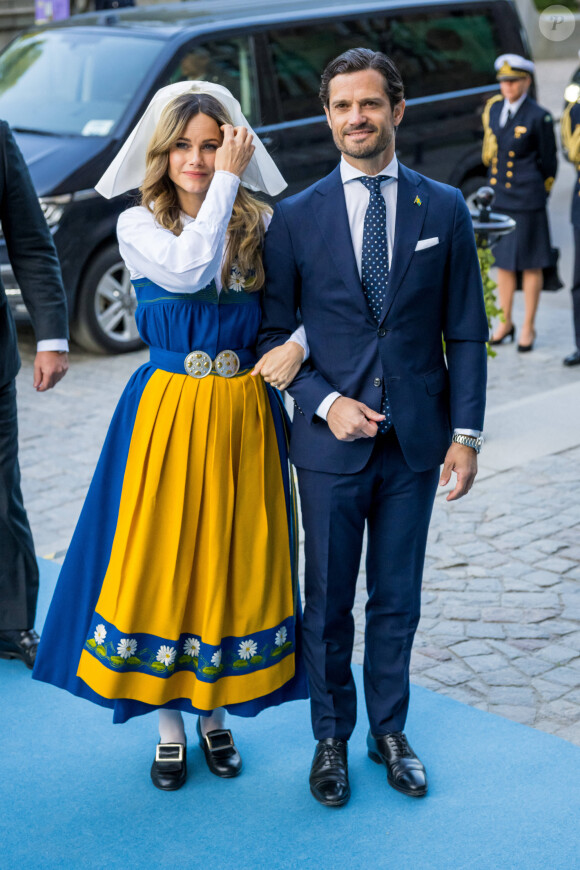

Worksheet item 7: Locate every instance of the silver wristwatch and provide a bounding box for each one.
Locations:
[452,433,483,453]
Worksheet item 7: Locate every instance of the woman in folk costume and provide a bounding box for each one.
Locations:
[482,54,557,352]
[33,82,309,791]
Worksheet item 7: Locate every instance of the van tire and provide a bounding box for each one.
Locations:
[71,244,143,354]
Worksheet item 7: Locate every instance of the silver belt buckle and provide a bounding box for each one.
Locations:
[184,349,240,379]
[214,350,240,378]
[184,350,212,378]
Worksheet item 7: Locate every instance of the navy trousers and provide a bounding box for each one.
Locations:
[297,428,439,740]
[0,379,39,630]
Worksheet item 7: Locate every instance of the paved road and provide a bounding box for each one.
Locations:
[12,60,580,746]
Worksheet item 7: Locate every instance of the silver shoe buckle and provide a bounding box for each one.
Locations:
[155,743,184,763]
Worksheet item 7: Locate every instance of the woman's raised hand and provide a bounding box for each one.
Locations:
[215,125,255,178]
[251,341,305,392]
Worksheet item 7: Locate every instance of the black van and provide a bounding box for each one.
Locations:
[0,0,531,352]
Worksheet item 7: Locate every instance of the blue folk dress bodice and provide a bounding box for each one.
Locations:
[133,277,262,358]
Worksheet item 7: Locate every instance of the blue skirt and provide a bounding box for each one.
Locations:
[492,207,553,271]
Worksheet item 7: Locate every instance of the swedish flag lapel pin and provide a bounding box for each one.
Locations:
[414,195,422,206]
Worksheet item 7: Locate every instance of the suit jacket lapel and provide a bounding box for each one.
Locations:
[314,167,376,326]
[380,163,427,323]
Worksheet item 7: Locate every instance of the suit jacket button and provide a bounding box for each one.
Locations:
[373,377,382,387]
[377,328,387,337]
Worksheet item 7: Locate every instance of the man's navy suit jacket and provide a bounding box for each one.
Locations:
[0,121,67,389]
[258,162,488,474]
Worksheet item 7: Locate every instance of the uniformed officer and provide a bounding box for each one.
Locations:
[560,96,580,366]
[482,54,557,352]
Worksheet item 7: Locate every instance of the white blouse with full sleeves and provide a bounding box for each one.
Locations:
[117,170,307,354]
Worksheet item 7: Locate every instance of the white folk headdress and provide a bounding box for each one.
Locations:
[95,80,287,198]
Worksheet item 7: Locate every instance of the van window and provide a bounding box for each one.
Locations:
[165,36,259,124]
[266,10,499,121]
[388,10,499,99]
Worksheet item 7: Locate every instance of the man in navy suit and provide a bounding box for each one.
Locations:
[0,122,68,669]
[257,49,488,807]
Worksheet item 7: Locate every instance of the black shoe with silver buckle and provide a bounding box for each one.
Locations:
[150,742,187,791]
[367,730,427,797]
[197,718,242,778]
[309,738,350,807]
[0,629,40,669]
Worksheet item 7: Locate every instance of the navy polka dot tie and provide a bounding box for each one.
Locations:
[359,176,392,434]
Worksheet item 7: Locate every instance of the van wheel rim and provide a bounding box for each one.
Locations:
[94,261,139,344]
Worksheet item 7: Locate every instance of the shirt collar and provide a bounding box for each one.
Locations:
[340,154,399,184]
[503,93,527,117]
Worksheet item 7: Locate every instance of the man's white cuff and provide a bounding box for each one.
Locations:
[37,339,69,353]
[315,391,341,420]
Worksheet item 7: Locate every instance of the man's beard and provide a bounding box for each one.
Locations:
[335,125,393,160]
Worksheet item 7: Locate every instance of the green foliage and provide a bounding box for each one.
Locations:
[477,241,502,357]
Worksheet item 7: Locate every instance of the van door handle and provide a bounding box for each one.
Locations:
[261,135,274,147]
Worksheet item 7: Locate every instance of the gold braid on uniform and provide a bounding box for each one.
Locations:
[561,101,580,164]
[481,95,503,167]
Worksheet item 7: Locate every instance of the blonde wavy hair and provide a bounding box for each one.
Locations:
[140,93,271,292]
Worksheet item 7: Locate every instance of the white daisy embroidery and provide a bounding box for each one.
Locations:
[156,645,176,667]
[238,639,257,660]
[275,626,287,647]
[117,638,137,659]
[184,637,200,658]
[211,649,222,667]
[228,266,245,292]
[94,624,107,644]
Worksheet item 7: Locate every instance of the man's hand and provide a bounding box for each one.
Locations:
[33,351,68,392]
[439,442,478,501]
[252,341,304,391]
[326,396,384,441]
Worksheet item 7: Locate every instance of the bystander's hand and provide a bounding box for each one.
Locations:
[252,341,304,390]
[326,396,384,441]
[439,442,478,501]
[33,351,68,392]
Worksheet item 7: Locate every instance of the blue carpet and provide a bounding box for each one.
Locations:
[1,560,579,870]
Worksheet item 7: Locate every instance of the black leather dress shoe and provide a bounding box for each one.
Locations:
[197,718,242,778]
[0,629,40,669]
[309,738,350,807]
[563,350,580,367]
[150,743,187,791]
[367,730,427,797]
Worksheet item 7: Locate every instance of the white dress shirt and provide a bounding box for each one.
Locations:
[315,157,481,439]
[117,169,306,352]
[499,93,527,128]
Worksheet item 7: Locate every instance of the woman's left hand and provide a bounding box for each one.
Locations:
[251,341,305,391]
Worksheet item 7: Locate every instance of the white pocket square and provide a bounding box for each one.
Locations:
[415,237,439,251]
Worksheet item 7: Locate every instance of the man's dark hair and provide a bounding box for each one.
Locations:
[319,48,404,111]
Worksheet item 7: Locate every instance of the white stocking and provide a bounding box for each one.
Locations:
[200,707,226,736]
[158,709,186,744]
